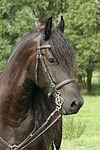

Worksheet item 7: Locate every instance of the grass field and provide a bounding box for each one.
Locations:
[61,95,100,150]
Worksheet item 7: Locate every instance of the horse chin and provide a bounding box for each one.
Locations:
[61,107,67,115]
[61,106,80,115]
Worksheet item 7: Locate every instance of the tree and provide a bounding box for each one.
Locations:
[1,0,100,94]
[64,0,100,94]
[0,0,68,71]
[0,0,35,70]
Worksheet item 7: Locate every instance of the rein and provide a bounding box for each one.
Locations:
[0,34,75,150]
[0,112,61,150]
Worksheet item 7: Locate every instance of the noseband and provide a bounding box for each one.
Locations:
[0,34,75,150]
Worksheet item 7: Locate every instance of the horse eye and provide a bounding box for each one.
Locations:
[48,57,55,64]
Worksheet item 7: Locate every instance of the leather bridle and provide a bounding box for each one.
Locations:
[0,34,75,150]
[35,34,75,98]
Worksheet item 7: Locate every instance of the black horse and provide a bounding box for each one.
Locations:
[0,16,84,150]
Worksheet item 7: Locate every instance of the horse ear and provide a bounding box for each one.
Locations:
[44,16,52,40]
[56,16,65,33]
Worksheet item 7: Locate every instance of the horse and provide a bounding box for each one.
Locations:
[0,16,84,150]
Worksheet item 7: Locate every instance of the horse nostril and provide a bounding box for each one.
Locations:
[70,101,78,108]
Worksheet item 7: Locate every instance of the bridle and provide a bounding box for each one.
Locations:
[35,34,75,98]
[0,34,75,150]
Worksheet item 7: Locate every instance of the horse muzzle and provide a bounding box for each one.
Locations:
[61,96,84,115]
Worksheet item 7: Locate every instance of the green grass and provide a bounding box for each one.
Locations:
[61,95,100,150]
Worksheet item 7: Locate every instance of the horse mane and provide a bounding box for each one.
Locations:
[31,85,61,148]
[31,85,52,126]
[50,28,75,77]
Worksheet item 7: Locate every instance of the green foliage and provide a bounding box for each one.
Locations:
[63,0,100,93]
[0,0,68,71]
[0,0,35,70]
[0,38,11,70]
[64,0,100,75]
[63,116,85,140]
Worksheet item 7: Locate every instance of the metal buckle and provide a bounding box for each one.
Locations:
[55,92,64,111]
[11,145,18,150]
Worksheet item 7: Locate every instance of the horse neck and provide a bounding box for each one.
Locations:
[0,70,35,123]
[0,50,36,125]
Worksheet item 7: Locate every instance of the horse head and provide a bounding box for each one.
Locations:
[31,16,84,115]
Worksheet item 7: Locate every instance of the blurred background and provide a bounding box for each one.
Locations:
[0,0,100,149]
